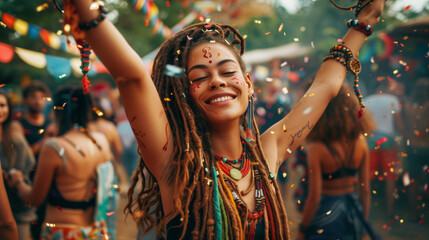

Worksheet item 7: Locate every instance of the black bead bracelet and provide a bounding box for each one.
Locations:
[78,5,107,31]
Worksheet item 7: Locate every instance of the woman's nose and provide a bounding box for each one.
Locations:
[209,75,227,89]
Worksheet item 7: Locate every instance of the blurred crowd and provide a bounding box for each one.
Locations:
[1,65,428,239]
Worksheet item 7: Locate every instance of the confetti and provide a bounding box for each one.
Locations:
[0,84,6,88]
[254,20,261,24]
[326,210,332,215]
[265,32,271,35]
[403,5,411,11]
[278,23,284,32]
[282,124,287,132]
[164,98,171,101]
[302,107,312,115]
[375,137,388,146]
[106,211,115,216]
[282,87,288,94]
[286,148,292,154]
[38,129,45,134]
[311,41,314,48]
[59,74,67,79]
[290,184,295,188]
[282,172,287,178]
[280,61,288,67]
[266,77,273,82]
[337,38,343,43]
[57,205,62,212]
[164,64,184,78]
[166,0,170,7]
[293,38,299,42]
[270,131,275,134]
[36,3,49,12]
[187,35,193,40]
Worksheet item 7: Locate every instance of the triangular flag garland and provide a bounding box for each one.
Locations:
[0,11,80,56]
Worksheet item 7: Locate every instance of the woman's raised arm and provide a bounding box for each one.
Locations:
[72,1,173,179]
[261,0,385,171]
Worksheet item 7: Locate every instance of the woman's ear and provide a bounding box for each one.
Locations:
[246,73,255,96]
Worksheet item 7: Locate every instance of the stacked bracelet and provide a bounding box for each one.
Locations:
[324,44,366,117]
[78,5,107,31]
[346,19,372,36]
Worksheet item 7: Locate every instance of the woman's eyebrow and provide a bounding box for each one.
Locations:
[188,59,237,74]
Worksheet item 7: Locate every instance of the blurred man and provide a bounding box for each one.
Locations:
[366,81,403,218]
[11,81,55,240]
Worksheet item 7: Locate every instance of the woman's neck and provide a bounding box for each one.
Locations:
[209,125,243,160]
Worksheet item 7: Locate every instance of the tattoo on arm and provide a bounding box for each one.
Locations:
[289,121,313,146]
[162,123,170,151]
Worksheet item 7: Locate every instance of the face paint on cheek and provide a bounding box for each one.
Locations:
[190,82,202,95]
[232,76,247,88]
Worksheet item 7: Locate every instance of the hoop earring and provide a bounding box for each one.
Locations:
[246,96,254,142]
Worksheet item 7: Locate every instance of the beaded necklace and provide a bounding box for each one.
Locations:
[215,141,250,180]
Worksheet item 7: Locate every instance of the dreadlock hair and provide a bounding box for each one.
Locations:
[125,23,289,239]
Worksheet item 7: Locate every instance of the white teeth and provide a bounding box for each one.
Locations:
[210,96,232,104]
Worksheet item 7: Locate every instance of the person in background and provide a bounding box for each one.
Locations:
[0,162,18,240]
[366,80,403,218]
[299,85,376,240]
[11,81,56,240]
[89,96,123,163]
[0,91,33,240]
[8,87,117,240]
[402,78,429,223]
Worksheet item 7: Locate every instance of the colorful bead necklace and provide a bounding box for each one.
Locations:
[215,141,250,180]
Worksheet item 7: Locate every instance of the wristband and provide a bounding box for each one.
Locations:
[78,5,107,31]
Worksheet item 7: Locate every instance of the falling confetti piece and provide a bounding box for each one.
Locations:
[294,38,299,42]
[403,5,411,11]
[287,148,292,154]
[290,184,295,188]
[302,107,312,115]
[164,98,171,101]
[254,20,261,24]
[282,124,287,132]
[166,0,170,7]
[38,129,45,134]
[282,87,288,94]
[0,84,6,88]
[265,32,271,35]
[316,229,324,234]
[270,131,275,134]
[280,61,287,67]
[278,23,284,32]
[106,211,115,216]
[375,137,388,146]
[337,38,343,43]
[311,41,314,48]
[187,35,193,40]
[283,172,287,178]
[36,3,49,12]
[164,64,184,78]
[326,210,332,215]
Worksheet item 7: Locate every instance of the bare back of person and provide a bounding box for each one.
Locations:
[44,131,111,226]
[313,137,367,196]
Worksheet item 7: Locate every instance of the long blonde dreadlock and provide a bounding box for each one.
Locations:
[125,23,289,239]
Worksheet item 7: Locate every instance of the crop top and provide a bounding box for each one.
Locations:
[322,142,358,181]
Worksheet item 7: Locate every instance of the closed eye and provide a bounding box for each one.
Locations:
[223,71,236,75]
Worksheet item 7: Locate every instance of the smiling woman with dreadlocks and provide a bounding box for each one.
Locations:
[64,0,385,239]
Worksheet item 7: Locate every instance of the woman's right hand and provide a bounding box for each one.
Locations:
[356,0,386,27]
[6,169,24,188]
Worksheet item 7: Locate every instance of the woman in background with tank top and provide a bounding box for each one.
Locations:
[298,84,376,240]
[8,87,114,239]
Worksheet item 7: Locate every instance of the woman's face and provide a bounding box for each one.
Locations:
[186,43,252,126]
[0,95,10,125]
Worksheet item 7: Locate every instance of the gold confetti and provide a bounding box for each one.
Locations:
[282,125,287,132]
[177,50,181,55]
[400,219,404,224]
[132,210,143,219]
[0,21,6,28]
[393,70,399,74]
[164,98,171,101]
[282,172,287,178]
[316,229,324,234]
[43,97,52,101]
[38,129,45,134]
[372,190,377,194]
[278,23,284,32]
[56,30,63,35]
[243,34,248,39]
[290,184,295,188]
[326,210,332,215]
[254,20,261,24]
[270,131,275,134]
[54,106,64,110]
[294,38,299,42]
[36,3,49,12]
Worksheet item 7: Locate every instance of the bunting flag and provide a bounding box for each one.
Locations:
[1,42,106,80]
[0,11,80,55]
[134,0,172,38]
[0,42,14,63]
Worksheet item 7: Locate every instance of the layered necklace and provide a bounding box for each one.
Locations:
[215,141,250,181]
[215,141,266,236]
